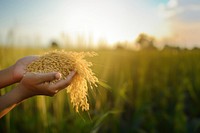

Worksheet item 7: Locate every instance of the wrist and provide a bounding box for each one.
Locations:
[6,64,19,83]
[12,63,21,82]
[15,84,35,100]
[0,65,17,88]
[12,85,27,102]
[10,65,18,82]
[0,85,26,110]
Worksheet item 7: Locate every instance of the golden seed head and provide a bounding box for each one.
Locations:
[26,50,98,112]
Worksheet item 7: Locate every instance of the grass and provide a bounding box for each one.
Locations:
[1,46,200,133]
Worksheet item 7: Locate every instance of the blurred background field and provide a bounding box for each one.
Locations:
[1,0,200,133]
[1,46,200,133]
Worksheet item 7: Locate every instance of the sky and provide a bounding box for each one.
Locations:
[0,0,199,48]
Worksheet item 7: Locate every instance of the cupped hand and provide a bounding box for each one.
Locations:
[12,56,39,82]
[17,71,76,100]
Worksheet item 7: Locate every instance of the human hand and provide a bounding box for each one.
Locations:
[16,71,76,100]
[12,56,39,82]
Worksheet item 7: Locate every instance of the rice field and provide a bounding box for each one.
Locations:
[0,46,200,133]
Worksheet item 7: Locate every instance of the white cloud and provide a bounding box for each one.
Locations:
[158,0,200,47]
[167,0,178,8]
[160,0,200,21]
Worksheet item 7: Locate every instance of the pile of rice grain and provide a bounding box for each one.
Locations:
[26,50,98,112]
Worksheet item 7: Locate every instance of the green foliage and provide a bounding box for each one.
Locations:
[1,47,200,133]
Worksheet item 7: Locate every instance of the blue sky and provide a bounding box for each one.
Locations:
[0,0,199,48]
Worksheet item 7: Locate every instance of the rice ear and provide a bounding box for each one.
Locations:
[26,50,98,112]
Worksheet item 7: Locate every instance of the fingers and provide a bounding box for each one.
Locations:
[49,71,76,92]
[18,55,39,65]
[55,73,62,79]
[38,72,61,83]
[28,56,39,63]
[23,71,76,97]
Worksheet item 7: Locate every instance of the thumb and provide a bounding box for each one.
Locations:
[50,71,76,92]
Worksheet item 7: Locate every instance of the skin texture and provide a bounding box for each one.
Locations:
[0,56,76,118]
